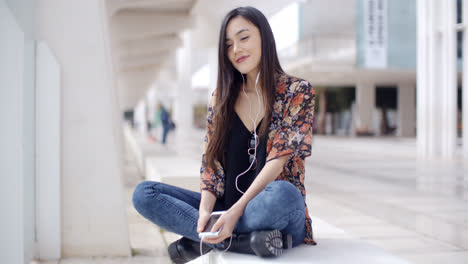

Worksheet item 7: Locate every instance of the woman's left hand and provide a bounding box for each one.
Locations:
[202,207,243,245]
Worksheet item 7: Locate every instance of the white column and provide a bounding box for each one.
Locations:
[208,46,218,99]
[36,0,130,257]
[417,0,457,158]
[417,0,429,155]
[134,99,147,135]
[463,0,468,159]
[427,0,440,157]
[356,81,375,134]
[175,30,194,141]
[440,0,457,157]
[398,82,416,137]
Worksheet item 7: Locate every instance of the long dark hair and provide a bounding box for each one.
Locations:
[205,6,284,169]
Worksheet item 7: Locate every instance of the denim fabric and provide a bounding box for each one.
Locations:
[161,125,169,144]
[132,180,306,248]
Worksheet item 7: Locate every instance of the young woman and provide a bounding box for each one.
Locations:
[132,6,317,263]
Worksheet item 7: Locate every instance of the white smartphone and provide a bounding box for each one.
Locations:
[198,211,226,239]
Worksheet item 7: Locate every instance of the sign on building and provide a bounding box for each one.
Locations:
[364,0,387,68]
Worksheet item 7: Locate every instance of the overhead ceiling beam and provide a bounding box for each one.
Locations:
[116,34,182,59]
[118,52,169,72]
[117,65,160,109]
[108,0,195,17]
[111,12,193,41]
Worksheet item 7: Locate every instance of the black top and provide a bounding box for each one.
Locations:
[221,112,268,210]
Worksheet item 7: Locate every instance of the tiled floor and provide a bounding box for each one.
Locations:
[122,137,173,263]
[305,136,468,264]
[46,131,468,263]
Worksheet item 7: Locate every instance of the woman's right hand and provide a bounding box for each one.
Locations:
[198,191,216,233]
[197,209,212,233]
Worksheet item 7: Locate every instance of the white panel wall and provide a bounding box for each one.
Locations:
[36,42,61,260]
[0,1,25,264]
[36,0,130,257]
[4,0,38,263]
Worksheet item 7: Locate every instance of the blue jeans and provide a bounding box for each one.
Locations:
[132,180,306,248]
[162,125,169,144]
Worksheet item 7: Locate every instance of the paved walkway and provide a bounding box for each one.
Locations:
[305,136,468,263]
[40,128,468,263]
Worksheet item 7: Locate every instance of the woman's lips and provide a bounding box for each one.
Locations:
[236,56,249,63]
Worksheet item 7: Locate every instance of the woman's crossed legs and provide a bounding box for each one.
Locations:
[132,180,306,248]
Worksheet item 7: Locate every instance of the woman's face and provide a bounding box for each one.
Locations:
[225,16,262,75]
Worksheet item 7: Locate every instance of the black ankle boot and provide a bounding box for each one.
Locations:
[168,237,212,264]
[225,230,292,257]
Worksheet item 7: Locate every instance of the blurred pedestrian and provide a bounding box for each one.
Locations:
[158,103,174,145]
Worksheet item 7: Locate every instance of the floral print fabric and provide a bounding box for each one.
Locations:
[200,73,317,245]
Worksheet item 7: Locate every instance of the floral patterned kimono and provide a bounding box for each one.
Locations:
[200,72,317,245]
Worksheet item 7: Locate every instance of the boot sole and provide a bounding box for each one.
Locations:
[251,229,284,257]
[168,241,187,264]
[168,238,212,263]
[283,233,293,249]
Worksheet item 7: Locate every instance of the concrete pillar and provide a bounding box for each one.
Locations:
[356,81,376,134]
[317,89,327,135]
[146,85,157,126]
[440,0,457,157]
[398,82,416,137]
[174,30,195,142]
[208,46,218,98]
[417,0,434,156]
[417,0,457,158]
[463,0,468,159]
[134,99,147,135]
[36,0,130,258]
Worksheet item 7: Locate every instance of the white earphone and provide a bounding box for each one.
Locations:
[198,72,261,256]
[235,71,262,194]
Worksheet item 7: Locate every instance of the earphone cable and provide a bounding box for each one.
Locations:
[199,235,233,256]
[235,72,261,194]
[200,237,204,256]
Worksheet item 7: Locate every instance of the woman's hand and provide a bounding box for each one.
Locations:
[197,209,212,234]
[201,207,243,245]
[198,191,216,233]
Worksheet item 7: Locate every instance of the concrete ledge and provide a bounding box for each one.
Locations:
[123,124,145,173]
[145,155,200,192]
[123,124,200,192]
[194,239,411,264]
[123,124,176,174]
[189,216,410,264]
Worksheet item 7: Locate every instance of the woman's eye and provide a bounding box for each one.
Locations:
[241,36,249,40]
